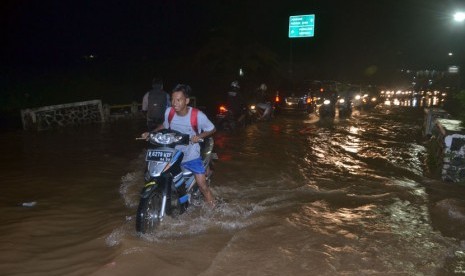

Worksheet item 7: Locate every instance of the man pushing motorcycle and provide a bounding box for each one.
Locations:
[141,84,216,207]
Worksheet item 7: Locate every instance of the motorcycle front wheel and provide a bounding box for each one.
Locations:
[136,190,163,234]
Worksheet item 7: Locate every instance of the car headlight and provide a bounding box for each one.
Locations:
[250,105,256,110]
[371,97,377,102]
[355,95,361,100]
[150,132,183,145]
[323,99,331,105]
[339,99,345,104]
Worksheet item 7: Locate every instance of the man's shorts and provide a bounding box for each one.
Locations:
[181,158,205,174]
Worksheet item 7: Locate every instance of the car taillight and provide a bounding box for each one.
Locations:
[275,96,280,103]
[306,98,311,104]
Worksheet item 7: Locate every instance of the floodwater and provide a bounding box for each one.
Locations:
[1,105,465,275]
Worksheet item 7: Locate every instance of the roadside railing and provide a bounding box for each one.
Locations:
[20,97,199,131]
[21,100,105,131]
[102,102,143,121]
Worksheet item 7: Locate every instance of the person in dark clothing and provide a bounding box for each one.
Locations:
[226,80,246,123]
[142,77,171,131]
[254,83,272,120]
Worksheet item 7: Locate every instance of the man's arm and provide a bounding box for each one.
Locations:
[191,111,216,143]
[153,124,165,132]
[200,128,216,139]
[191,127,215,143]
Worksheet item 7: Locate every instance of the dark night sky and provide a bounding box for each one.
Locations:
[2,0,465,83]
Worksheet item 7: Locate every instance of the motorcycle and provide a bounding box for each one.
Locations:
[135,129,215,234]
[215,104,248,130]
[247,104,260,122]
[254,90,280,119]
[317,98,336,118]
[336,97,352,117]
[215,99,276,130]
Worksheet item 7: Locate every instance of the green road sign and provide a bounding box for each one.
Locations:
[289,14,315,38]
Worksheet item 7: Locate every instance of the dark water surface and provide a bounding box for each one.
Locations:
[1,106,465,275]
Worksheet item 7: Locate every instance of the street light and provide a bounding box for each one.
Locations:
[449,11,465,90]
[454,11,465,22]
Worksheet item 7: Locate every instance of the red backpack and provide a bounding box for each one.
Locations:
[167,107,199,134]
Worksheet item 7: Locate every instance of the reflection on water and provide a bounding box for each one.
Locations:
[1,107,465,275]
[382,96,445,108]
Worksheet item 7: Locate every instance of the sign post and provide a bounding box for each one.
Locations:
[289,14,315,38]
[288,14,315,85]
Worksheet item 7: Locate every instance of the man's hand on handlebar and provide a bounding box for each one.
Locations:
[190,135,203,144]
[141,132,149,140]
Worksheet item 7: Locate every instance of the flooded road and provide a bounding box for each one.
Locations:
[1,106,465,275]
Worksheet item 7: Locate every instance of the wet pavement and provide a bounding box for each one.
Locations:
[1,105,465,275]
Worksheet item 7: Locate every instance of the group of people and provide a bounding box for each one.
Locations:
[226,80,273,122]
[141,78,216,207]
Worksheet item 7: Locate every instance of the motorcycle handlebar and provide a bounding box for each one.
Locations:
[135,136,204,143]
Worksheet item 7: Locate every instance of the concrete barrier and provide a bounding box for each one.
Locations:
[428,117,465,182]
[20,97,200,130]
[20,100,105,131]
[423,107,451,137]
[103,102,143,121]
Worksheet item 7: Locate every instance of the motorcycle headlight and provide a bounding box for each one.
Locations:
[355,95,361,100]
[250,105,256,110]
[150,132,183,145]
[371,97,377,102]
[339,99,345,104]
[323,99,331,105]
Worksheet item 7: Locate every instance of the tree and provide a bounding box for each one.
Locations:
[188,27,281,88]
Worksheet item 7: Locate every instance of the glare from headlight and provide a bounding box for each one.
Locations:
[454,11,465,22]
[150,133,182,145]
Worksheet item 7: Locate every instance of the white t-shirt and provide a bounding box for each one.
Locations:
[163,107,215,162]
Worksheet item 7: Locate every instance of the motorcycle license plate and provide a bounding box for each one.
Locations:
[146,150,173,162]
